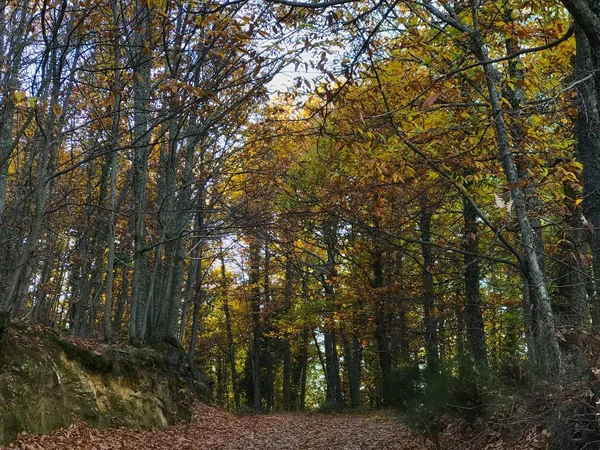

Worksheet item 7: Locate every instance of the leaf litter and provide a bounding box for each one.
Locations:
[1,404,549,450]
[2,405,424,450]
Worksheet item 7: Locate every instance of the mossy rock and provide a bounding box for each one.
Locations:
[0,325,208,445]
[50,335,113,373]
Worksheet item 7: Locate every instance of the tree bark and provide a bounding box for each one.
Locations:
[299,330,309,411]
[572,25,600,327]
[341,329,362,408]
[282,256,294,411]
[321,219,343,405]
[103,0,122,342]
[129,0,152,345]
[470,31,562,377]
[372,247,394,405]
[420,199,439,374]
[221,251,240,412]
[187,241,204,360]
[324,329,343,404]
[422,0,563,378]
[556,181,590,328]
[462,195,490,375]
[248,236,262,413]
[3,8,80,317]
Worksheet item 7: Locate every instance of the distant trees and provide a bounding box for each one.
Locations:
[0,0,285,343]
[216,0,586,409]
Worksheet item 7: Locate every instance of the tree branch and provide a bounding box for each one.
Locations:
[561,0,600,47]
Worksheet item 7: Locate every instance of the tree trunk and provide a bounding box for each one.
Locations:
[324,329,343,404]
[462,195,490,375]
[262,242,274,413]
[188,238,204,360]
[421,2,563,378]
[265,339,274,413]
[571,25,600,328]
[341,329,362,408]
[248,236,262,413]
[103,0,122,342]
[556,181,590,328]
[420,200,439,374]
[282,256,294,411]
[320,219,343,405]
[0,0,30,223]
[299,330,309,411]
[46,247,69,327]
[221,251,240,412]
[129,0,152,345]
[373,247,393,405]
[470,31,562,377]
[113,266,129,338]
[282,340,292,411]
[4,11,80,317]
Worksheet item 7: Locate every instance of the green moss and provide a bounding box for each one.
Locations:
[50,335,113,373]
[128,348,165,369]
[0,326,206,445]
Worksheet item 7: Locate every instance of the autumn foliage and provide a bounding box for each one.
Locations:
[1,0,600,447]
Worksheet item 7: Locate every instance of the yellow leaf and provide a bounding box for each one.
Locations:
[234,32,251,41]
[392,172,403,183]
[570,161,583,171]
[13,91,26,103]
[52,104,62,116]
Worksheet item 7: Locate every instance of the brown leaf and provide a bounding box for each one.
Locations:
[422,92,439,112]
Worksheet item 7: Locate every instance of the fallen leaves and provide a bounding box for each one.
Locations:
[3,405,426,450]
[1,404,549,450]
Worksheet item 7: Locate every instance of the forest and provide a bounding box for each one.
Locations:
[1,0,600,447]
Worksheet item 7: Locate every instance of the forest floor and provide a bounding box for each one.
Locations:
[1,403,550,450]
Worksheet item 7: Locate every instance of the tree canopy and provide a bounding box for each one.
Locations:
[0,0,599,420]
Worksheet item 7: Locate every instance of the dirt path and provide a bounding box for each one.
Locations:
[4,405,431,450]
